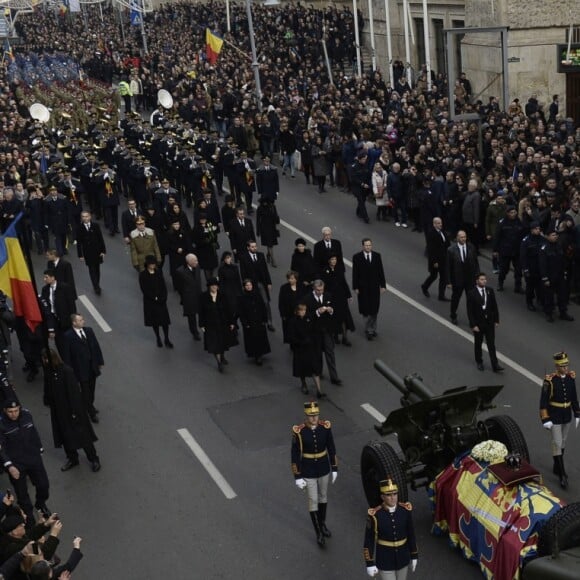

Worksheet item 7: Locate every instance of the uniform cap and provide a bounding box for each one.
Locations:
[554,352,569,366]
[303,401,320,416]
[529,221,540,229]
[0,514,25,533]
[3,398,19,409]
[380,478,398,494]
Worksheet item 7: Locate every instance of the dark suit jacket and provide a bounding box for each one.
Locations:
[47,259,77,300]
[176,265,202,316]
[466,286,499,328]
[121,209,139,239]
[239,252,272,293]
[228,218,255,255]
[313,239,345,273]
[43,195,69,234]
[40,281,76,332]
[425,227,450,269]
[447,242,480,289]
[303,290,336,334]
[76,222,106,265]
[62,326,104,381]
[352,251,386,316]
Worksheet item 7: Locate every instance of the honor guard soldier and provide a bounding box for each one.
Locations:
[364,479,418,579]
[540,351,579,489]
[291,401,337,547]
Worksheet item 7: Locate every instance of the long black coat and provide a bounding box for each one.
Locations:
[278,283,305,343]
[256,201,280,247]
[192,223,219,271]
[291,249,318,286]
[62,326,104,382]
[43,195,69,234]
[322,266,355,331]
[447,242,480,289]
[199,290,237,354]
[76,221,106,266]
[352,251,387,316]
[425,227,450,269]
[166,228,193,276]
[47,258,77,300]
[176,264,202,316]
[40,281,76,332]
[139,269,171,327]
[217,263,243,317]
[46,363,97,450]
[237,290,271,358]
[287,314,321,377]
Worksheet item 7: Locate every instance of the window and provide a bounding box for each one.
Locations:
[433,18,445,74]
[452,19,464,74]
[415,18,425,68]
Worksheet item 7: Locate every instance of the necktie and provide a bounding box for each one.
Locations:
[366,253,371,263]
[85,224,90,231]
[252,253,257,262]
[80,329,87,341]
[132,211,136,217]
[460,245,465,262]
[49,286,55,313]
[326,242,331,249]
[480,288,487,309]
[240,220,245,227]
[439,231,445,242]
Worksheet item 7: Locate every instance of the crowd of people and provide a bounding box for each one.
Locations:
[0,0,577,576]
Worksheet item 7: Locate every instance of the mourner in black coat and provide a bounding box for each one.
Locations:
[138,257,173,348]
[322,255,355,345]
[76,211,106,295]
[43,186,69,256]
[291,238,318,288]
[176,254,203,340]
[228,208,255,261]
[217,252,243,319]
[121,199,140,241]
[166,220,194,290]
[313,227,345,274]
[256,198,280,266]
[199,279,238,372]
[286,304,323,396]
[421,217,450,300]
[40,271,76,356]
[278,270,305,343]
[43,349,100,473]
[46,250,77,300]
[237,280,271,364]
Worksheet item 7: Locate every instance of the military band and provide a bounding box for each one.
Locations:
[291,401,337,547]
[540,351,580,489]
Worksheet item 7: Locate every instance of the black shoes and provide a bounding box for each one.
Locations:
[89,413,99,424]
[193,333,201,341]
[341,337,352,347]
[497,284,504,292]
[255,356,263,366]
[300,383,309,394]
[421,285,430,297]
[156,337,163,347]
[61,459,80,472]
[560,312,574,322]
[450,314,458,325]
[94,287,102,295]
[331,379,342,386]
[267,324,275,332]
[527,303,537,311]
[91,460,101,473]
[514,287,525,294]
[316,391,327,399]
[493,365,505,373]
[438,296,450,302]
[35,503,51,518]
[546,313,554,323]
[164,339,174,348]
[477,363,484,371]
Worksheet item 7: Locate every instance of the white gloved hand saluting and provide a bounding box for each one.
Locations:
[366,566,379,577]
[543,421,554,430]
[332,472,338,484]
[295,478,307,490]
[411,559,418,572]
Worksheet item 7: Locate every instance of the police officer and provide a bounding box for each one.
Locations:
[540,352,579,489]
[351,151,371,224]
[493,205,524,293]
[364,478,418,578]
[291,401,338,547]
[0,399,51,523]
[519,221,543,311]
[539,227,575,322]
[256,155,279,203]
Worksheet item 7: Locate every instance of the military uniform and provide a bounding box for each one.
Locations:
[364,479,418,580]
[540,351,579,488]
[291,401,337,546]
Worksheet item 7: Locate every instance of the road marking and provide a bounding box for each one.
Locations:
[78,295,112,333]
[361,403,386,423]
[270,207,543,386]
[177,428,237,500]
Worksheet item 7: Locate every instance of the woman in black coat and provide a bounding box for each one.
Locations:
[138,255,173,348]
[199,277,238,372]
[192,213,219,280]
[286,304,324,398]
[290,237,317,288]
[164,202,192,234]
[256,198,280,267]
[43,349,99,472]
[217,251,243,319]
[237,279,271,365]
[278,270,304,343]
[321,255,355,345]
[166,219,193,291]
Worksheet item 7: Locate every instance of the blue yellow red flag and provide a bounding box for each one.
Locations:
[206,28,224,65]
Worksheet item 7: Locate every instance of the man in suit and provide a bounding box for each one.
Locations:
[304,280,342,385]
[421,217,450,300]
[447,230,480,325]
[62,313,105,424]
[46,249,77,301]
[313,226,345,274]
[352,238,387,340]
[255,155,279,202]
[43,185,69,257]
[95,162,120,236]
[40,270,76,356]
[466,273,504,372]
[228,207,255,262]
[121,198,140,243]
[76,211,106,295]
[176,253,203,340]
[235,150,257,210]
[239,240,275,330]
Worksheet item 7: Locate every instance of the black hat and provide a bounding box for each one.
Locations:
[0,514,25,534]
[224,194,234,203]
[357,150,368,159]
[554,351,569,366]
[198,213,207,221]
[295,237,306,246]
[3,398,19,409]
[529,221,540,229]
[506,205,516,212]
[207,277,220,287]
[144,255,157,266]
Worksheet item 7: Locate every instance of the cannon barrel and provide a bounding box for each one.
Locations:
[374,359,411,398]
[404,374,436,401]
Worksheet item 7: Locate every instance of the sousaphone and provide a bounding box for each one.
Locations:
[29,103,50,123]
[157,89,173,110]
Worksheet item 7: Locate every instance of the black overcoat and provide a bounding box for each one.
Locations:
[237,290,271,358]
[139,269,170,327]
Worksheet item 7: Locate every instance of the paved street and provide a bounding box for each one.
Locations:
[13,173,580,579]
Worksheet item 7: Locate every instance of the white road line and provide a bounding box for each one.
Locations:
[78,295,112,333]
[361,403,386,423]
[177,428,237,500]
[271,207,543,386]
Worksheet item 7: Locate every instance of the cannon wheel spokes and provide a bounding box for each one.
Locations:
[537,502,580,557]
[361,441,408,505]
[484,415,530,462]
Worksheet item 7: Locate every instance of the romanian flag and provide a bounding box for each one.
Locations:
[206,28,223,65]
[0,214,42,332]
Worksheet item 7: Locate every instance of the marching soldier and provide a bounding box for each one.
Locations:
[364,479,418,579]
[540,351,580,489]
[291,401,338,547]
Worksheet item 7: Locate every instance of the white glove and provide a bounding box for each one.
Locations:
[332,472,338,484]
[366,566,379,577]
[543,421,554,430]
[411,559,418,572]
[576,418,579,429]
[295,478,307,490]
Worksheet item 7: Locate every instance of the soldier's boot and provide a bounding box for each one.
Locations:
[561,450,569,478]
[318,502,332,538]
[552,455,559,475]
[309,511,325,547]
[556,455,568,489]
